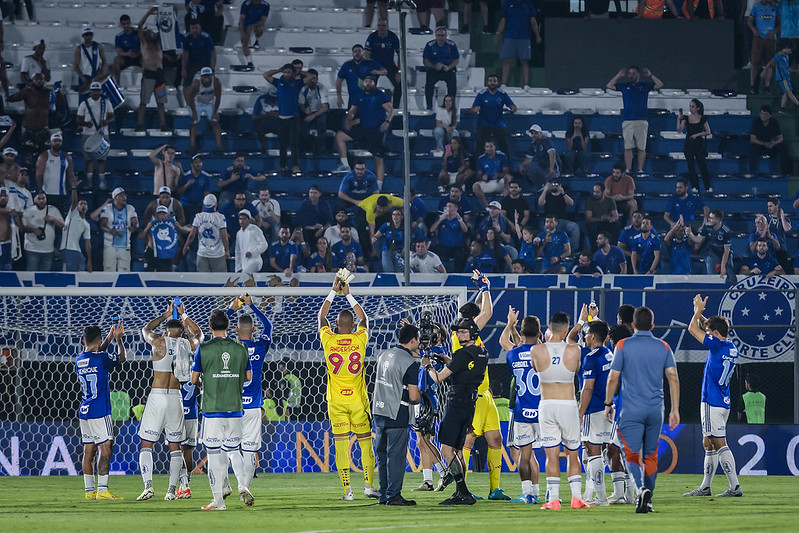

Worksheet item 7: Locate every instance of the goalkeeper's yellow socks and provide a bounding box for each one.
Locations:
[358,435,375,488]
[461,448,471,480]
[334,436,351,490]
[488,446,502,492]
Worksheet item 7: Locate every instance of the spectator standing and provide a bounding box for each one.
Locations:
[606,66,664,173]
[423,28,459,110]
[631,217,660,275]
[593,231,627,274]
[537,181,579,247]
[364,18,402,109]
[141,186,186,227]
[604,163,637,222]
[766,197,791,268]
[182,19,216,101]
[217,153,266,205]
[438,136,472,188]
[416,0,446,31]
[35,132,77,214]
[299,69,330,155]
[335,76,393,188]
[410,238,446,273]
[239,0,270,69]
[533,215,571,274]
[264,64,307,174]
[749,104,791,173]
[664,178,709,228]
[618,210,643,262]
[473,139,512,209]
[73,27,106,92]
[183,193,229,272]
[373,208,424,271]
[338,160,380,209]
[186,67,223,153]
[563,116,590,175]
[471,75,516,157]
[678,99,713,193]
[762,39,799,113]
[519,124,561,186]
[429,201,468,272]
[364,0,389,29]
[252,86,279,152]
[113,14,141,84]
[664,218,693,275]
[6,167,32,216]
[336,45,386,109]
[738,374,766,423]
[0,186,21,270]
[149,144,184,195]
[515,225,536,272]
[501,180,531,244]
[739,238,783,277]
[136,8,169,132]
[77,82,114,191]
[749,213,780,257]
[584,182,620,247]
[748,0,779,94]
[235,210,268,274]
[269,225,298,277]
[296,185,334,245]
[494,0,541,90]
[359,193,402,243]
[462,0,491,34]
[99,187,138,272]
[185,0,224,44]
[176,154,212,222]
[139,205,186,272]
[22,191,64,271]
[8,72,62,168]
[20,40,51,85]
[220,192,258,247]
[251,187,280,244]
[434,95,459,152]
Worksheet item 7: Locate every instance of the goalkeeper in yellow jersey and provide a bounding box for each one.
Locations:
[318,270,378,501]
[449,280,510,501]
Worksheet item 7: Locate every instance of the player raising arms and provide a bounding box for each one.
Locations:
[684,294,742,498]
[318,272,378,501]
[138,299,203,501]
[531,312,590,510]
[500,307,543,505]
[77,320,126,500]
[224,292,273,503]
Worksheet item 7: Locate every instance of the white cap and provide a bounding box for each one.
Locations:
[89,81,102,90]
[203,193,217,207]
[50,132,63,141]
[158,186,171,195]
[200,67,213,76]
[238,209,252,218]
[155,205,169,214]
[0,187,8,195]
[527,124,543,135]
[2,147,17,156]
[82,26,94,35]
[112,187,125,198]
[488,201,502,209]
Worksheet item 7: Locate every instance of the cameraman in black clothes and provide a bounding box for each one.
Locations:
[421,270,494,505]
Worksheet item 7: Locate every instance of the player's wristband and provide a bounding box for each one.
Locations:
[181,313,189,321]
[577,320,585,327]
[604,402,613,407]
[346,294,358,308]
[326,290,336,302]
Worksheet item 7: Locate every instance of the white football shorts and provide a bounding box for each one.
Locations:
[139,388,185,443]
[241,407,263,452]
[581,410,613,445]
[701,402,730,438]
[200,416,243,451]
[539,399,581,450]
[80,414,114,445]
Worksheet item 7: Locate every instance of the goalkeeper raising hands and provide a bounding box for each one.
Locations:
[317,273,378,501]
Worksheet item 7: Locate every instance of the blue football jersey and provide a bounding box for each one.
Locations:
[75,350,119,419]
[582,345,613,414]
[228,304,273,409]
[181,381,199,420]
[701,334,738,408]
[506,343,540,423]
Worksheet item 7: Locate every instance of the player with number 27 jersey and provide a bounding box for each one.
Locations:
[320,324,369,406]
[701,334,737,408]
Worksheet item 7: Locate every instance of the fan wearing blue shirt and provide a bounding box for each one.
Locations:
[364,18,402,108]
[664,220,693,275]
[593,231,627,274]
[239,0,269,68]
[465,238,498,273]
[336,44,387,109]
[664,179,709,227]
[338,161,380,208]
[495,0,541,89]
[334,76,393,186]
[500,309,543,504]
[748,0,779,94]
[684,295,742,498]
[473,140,512,210]
[331,225,366,269]
[631,217,661,274]
[740,238,783,277]
[264,63,309,173]
[471,75,517,157]
[182,20,216,90]
[423,28,460,110]
[606,65,664,173]
[533,215,571,274]
[113,14,141,83]
[76,323,126,500]
[269,226,298,276]
[430,200,468,272]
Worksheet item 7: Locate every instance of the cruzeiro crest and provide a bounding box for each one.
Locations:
[719,275,796,361]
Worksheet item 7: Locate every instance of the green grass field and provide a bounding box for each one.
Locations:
[2,473,797,532]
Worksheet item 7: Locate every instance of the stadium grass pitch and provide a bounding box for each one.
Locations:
[1,473,797,532]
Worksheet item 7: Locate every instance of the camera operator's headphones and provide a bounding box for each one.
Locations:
[451,318,479,340]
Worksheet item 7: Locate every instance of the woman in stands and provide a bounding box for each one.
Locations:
[307,236,334,273]
[434,94,459,152]
[563,116,590,175]
[678,98,713,194]
[438,136,473,189]
[484,227,513,273]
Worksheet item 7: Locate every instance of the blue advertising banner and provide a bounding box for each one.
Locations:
[2,421,798,477]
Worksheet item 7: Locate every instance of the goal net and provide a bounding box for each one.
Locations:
[0,285,466,476]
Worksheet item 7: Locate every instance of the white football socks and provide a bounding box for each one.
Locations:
[207,448,226,502]
[588,456,606,501]
[521,479,533,495]
[242,450,258,489]
[546,476,559,502]
[84,474,95,493]
[718,446,740,489]
[140,448,154,489]
[422,468,433,484]
[168,450,182,492]
[701,449,718,489]
[568,474,582,499]
[226,449,247,491]
[97,474,109,492]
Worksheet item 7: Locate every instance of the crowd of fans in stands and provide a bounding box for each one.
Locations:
[0,1,797,278]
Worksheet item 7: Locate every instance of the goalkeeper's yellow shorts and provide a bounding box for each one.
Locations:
[329,402,371,435]
[470,392,500,437]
